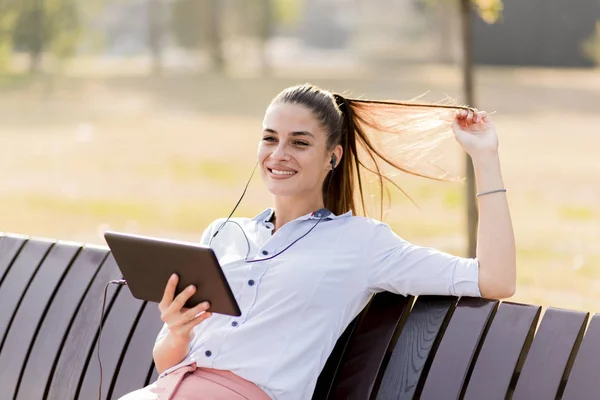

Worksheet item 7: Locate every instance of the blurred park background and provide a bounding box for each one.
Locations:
[1,0,599,312]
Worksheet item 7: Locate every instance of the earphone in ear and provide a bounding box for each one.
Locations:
[330,155,336,170]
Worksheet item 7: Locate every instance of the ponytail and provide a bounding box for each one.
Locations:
[329,95,474,219]
[273,83,474,220]
[324,94,364,216]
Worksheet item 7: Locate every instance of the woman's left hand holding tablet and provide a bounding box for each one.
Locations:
[158,273,212,344]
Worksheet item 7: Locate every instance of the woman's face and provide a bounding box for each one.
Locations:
[258,102,332,200]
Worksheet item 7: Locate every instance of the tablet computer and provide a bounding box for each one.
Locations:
[104,231,241,316]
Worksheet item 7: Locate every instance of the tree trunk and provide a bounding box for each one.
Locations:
[459,0,478,258]
[206,0,224,72]
[28,6,44,74]
[257,0,272,76]
[147,0,164,76]
[29,49,42,74]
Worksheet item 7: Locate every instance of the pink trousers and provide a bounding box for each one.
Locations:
[118,363,271,400]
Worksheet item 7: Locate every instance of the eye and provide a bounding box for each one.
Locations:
[262,135,276,143]
[293,140,309,147]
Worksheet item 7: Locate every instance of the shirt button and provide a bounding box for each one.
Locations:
[261,250,268,255]
[248,280,255,286]
[231,321,238,327]
[205,350,212,357]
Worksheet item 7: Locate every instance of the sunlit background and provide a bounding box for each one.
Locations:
[1,0,599,312]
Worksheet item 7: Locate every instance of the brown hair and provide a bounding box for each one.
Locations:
[271,83,474,219]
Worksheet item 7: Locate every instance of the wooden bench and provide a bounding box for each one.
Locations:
[1,232,599,399]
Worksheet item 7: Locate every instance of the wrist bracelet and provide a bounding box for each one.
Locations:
[476,188,507,197]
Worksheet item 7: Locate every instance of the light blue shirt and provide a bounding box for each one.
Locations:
[156,208,480,399]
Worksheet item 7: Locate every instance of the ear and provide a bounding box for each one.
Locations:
[330,145,343,169]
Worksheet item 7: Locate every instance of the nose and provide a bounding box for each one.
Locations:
[270,142,290,161]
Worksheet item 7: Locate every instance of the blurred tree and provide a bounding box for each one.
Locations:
[12,0,45,73]
[170,0,223,72]
[146,0,165,76]
[170,0,205,49]
[0,5,18,72]
[206,0,223,72]
[257,0,273,76]
[423,0,503,63]
[423,0,503,23]
[471,0,503,24]
[582,21,600,66]
[47,0,81,62]
[272,0,301,29]
[243,0,273,76]
[11,0,84,74]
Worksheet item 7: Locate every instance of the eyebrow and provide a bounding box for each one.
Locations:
[263,128,315,139]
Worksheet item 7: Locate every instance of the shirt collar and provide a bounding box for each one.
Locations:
[252,207,353,225]
[252,208,276,225]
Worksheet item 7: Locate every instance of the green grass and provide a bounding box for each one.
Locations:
[0,72,32,88]
[167,157,240,182]
[442,187,462,209]
[5,194,158,221]
[0,193,259,232]
[559,206,594,221]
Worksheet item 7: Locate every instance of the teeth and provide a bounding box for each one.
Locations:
[271,169,296,175]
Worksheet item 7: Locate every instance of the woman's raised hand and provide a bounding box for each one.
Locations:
[158,274,212,344]
[452,109,499,160]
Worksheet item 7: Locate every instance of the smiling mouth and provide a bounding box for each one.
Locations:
[268,168,297,176]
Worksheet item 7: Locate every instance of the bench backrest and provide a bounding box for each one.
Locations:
[1,234,599,399]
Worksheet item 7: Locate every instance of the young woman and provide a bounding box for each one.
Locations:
[121,83,515,400]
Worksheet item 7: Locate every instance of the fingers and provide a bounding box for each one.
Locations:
[170,284,197,313]
[183,301,211,321]
[456,109,474,120]
[473,111,487,123]
[159,274,179,312]
[184,310,213,330]
[166,307,213,344]
[456,109,470,128]
[455,109,488,125]
[454,110,469,129]
[161,295,210,331]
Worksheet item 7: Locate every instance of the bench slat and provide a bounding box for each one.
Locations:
[47,254,122,400]
[376,296,456,400]
[17,245,109,400]
[512,307,588,400]
[463,302,541,400]
[148,364,159,385]
[0,235,27,283]
[110,302,163,399]
[420,297,498,400]
[0,242,80,399]
[78,283,146,399]
[312,317,360,399]
[0,238,53,351]
[331,292,413,399]
[555,314,600,400]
